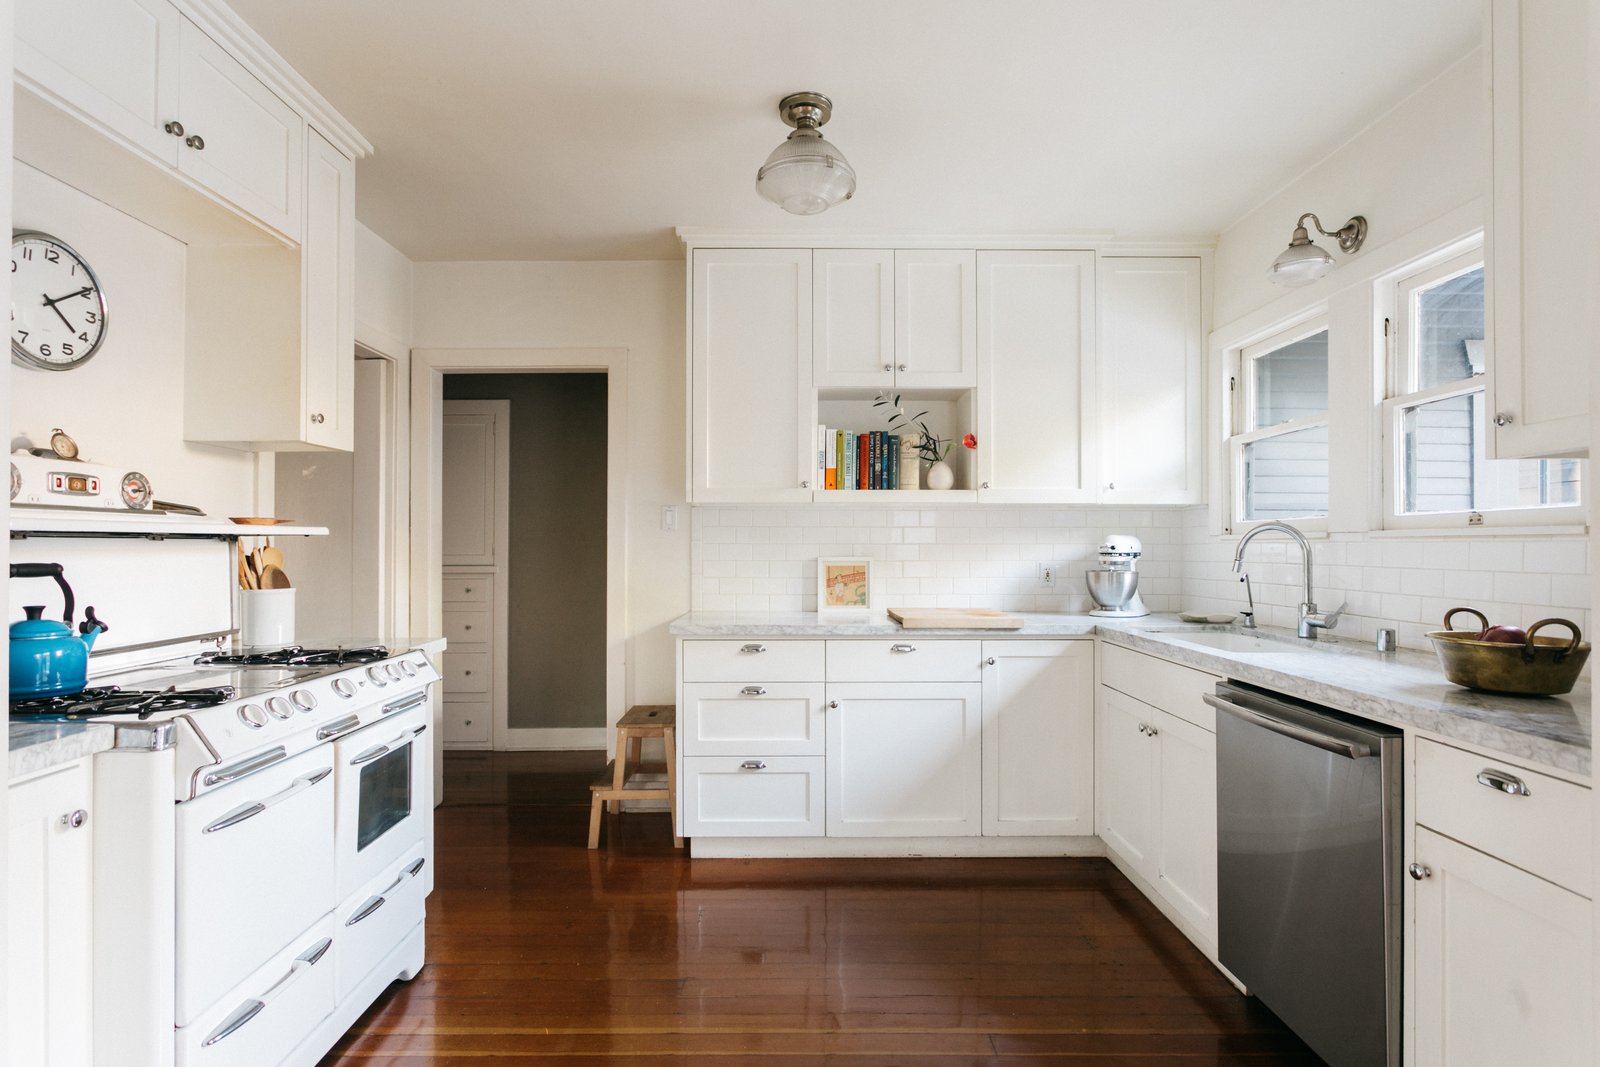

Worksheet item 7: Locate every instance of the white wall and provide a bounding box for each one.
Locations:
[10,163,259,518]
[355,222,412,357]
[412,261,687,705]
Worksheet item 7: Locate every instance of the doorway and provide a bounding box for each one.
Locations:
[441,375,608,750]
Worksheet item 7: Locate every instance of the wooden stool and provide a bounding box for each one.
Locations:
[588,705,683,849]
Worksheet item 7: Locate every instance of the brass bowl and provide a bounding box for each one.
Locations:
[1427,607,1590,696]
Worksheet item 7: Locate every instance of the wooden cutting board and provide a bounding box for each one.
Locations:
[887,607,1025,629]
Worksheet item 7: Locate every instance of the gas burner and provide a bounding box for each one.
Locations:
[11,684,238,719]
[194,645,390,668]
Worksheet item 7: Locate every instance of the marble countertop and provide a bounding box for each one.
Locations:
[670,611,1592,778]
[9,721,116,782]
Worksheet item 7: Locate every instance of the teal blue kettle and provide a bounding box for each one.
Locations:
[10,563,109,699]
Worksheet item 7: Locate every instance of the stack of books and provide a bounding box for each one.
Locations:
[816,427,907,491]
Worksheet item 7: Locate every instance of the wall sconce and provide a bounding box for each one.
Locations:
[756,92,857,216]
[1267,213,1368,287]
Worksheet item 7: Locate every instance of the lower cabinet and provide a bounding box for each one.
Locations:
[682,756,825,837]
[7,759,94,1067]
[981,640,1094,835]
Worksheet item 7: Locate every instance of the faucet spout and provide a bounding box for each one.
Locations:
[1232,521,1335,639]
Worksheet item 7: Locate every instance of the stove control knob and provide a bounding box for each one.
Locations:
[332,678,357,699]
[399,659,418,678]
[265,697,293,720]
[290,689,318,713]
[237,704,268,729]
[384,663,403,683]
[366,666,389,687]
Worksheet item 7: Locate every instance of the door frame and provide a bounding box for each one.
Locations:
[411,348,627,749]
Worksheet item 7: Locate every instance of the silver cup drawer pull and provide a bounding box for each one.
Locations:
[1476,769,1532,797]
[739,760,767,770]
[739,643,767,654]
[889,643,916,654]
[740,686,767,696]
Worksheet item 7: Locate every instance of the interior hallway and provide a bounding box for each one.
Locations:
[320,752,1322,1064]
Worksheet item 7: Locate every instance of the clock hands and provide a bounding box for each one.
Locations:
[40,288,93,333]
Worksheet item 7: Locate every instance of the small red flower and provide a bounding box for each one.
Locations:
[962,433,978,450]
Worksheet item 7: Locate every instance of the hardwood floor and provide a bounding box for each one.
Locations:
[321,751,1324,1065]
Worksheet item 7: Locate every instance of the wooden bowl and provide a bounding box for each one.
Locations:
[1427,608,1589,696]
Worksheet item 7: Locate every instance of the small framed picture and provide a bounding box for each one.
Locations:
[817,558,873,616]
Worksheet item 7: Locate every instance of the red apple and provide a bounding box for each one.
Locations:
[1478,624,1527,644]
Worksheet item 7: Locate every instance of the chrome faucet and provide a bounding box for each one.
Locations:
[1231,521,1344,639]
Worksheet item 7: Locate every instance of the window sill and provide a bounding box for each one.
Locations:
[1368,523,1589,539]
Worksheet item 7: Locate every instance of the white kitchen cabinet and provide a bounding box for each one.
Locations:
[894,250,978,389]
[1412,827,1593,1066]
[682,756,826,837]
[813,248,977,391]
[690,248,815,502]
[1097,257,1203,504]
[813,249,896,389]
[1095,685,1156,870]
[441,569,496,749]
[7,760,95,1067]
[298,127,356,450]
[1485,0,1594,458]
[980,640,1095,836]
[974,250,1097,502]
[825,681,983,837]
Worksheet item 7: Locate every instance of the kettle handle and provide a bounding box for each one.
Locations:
[10,563,75,626]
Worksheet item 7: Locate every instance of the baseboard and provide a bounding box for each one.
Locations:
[1100,849,1240,989]
[502,727,607,750]
[688,835,1108,859]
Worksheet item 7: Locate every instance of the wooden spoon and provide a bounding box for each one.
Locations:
[260,563,292,589]
[260,543,286,573]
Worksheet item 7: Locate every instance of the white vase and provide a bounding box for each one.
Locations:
[926,460,954,491]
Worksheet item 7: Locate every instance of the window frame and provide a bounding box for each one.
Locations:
[1227,316,1331,531]
[1380,241,1585,531]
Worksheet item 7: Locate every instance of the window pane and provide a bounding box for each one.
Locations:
[1415,266,1484,389]
[1242,424,1328,520]
[1253,330,1328,428]
[1400,391,1581,513]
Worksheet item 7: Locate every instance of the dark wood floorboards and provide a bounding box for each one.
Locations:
[320,751,1324,1065]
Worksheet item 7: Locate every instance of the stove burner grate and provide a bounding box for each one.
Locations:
[11,685,239,719]
[194,645,390,668]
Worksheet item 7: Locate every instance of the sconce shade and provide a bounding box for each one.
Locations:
[1267,213,1367,287]
[756,92,856,215]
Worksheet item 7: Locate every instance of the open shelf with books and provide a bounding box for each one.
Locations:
[814,390,976,496]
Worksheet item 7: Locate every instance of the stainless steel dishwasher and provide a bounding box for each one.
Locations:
[1206,681,1402,1067]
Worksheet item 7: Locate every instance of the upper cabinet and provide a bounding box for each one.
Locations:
[813,250,895,389]
[813,249,978,390]
[1485,0,1594,458]
[894,250,978,389]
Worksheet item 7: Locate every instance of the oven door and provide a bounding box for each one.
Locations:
[174,745,335,1027]
[334,693,431,902]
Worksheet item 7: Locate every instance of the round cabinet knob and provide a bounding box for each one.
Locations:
[883,363,893,373]
[1146,725,1159,737]
[238,704,268,729]
[986,657,996,666]
[185,133,205,150]
[1494,412,1514,427]
[980,481,990,489]
[290,689,318,713]
[828,701,839,709]
[464,624,473,631]
[332,678,357,699]
[801,480,810,489]
[61,809,88,830]
[464,587,473,593]
[366,666,390,687]
[164,120,185,137]
[310,413,325,425]
[464,719,473,726]
[1107,482,1116,491]
[896,364,907,372]
[1408,862,1432,880]
[266,696,293,720]
[1137,723,1147,734]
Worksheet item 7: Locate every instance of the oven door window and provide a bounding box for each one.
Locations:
[357,743,413,851]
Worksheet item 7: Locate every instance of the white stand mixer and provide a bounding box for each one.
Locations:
[1086,534,1149,618]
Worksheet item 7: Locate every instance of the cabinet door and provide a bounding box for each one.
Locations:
[1097,257,1203,503]
[1486,0,1593,458]
[1095,686,1155,878]
[894,250,977,388]
[826,682,982,836]
[691,248,815,502]
[441,408,504,566]
[177,18,305,240]
[683,755,825,837]
[813,249,895,389]
[974,250,1096,502]
[1412,827,1593,1066]
[15,0,181,164]
[1153,709,1216,946]
[980,640,1095,836]
[7,762,94,1067]
[301,128,355,450]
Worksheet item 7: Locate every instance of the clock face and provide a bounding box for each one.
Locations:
[11,231,108,371]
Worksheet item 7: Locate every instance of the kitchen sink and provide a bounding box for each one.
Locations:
[1144,629,1305,654]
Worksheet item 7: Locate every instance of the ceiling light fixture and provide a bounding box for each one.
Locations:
[756,91,856,216]
[1267,212,1368,287]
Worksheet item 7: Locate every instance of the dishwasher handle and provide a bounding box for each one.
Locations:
[1203,693,1373,760]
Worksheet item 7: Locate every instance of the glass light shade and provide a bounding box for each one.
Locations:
[756,130,856,215]
[1267,239,1336,287]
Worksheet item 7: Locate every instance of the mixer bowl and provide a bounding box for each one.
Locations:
[1087,569,1139,610]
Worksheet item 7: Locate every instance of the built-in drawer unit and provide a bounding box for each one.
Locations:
[1099,642,1220,731]
[682,755,825,836]
[442,575,491,604]
[1414,737,1592,895]
[682,639,825,683]
[444,652,489,694]
[443,701,491,745]
[681,682,826,757]
[442,609,490,646]
[826,639,982,683]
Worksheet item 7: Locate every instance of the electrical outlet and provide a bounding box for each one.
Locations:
[661,505,678,532]
[1040,563,1056,588]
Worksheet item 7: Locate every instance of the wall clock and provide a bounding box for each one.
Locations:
[11,230,109,371]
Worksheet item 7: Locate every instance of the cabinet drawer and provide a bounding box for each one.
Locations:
[1415,738,1592,895]
[444,652,489,694]
[682,756,824,837]
[826,639,981,682]
[681,683,826,756]
[682,639,823,682]
[443,609,490,646]
[1100,643,1221,731]
[444,701,490,745]
[442,575,491,604]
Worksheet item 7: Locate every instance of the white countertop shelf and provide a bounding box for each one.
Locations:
[10,513,330,538]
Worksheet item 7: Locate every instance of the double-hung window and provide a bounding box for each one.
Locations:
[1382,245,1582,527]
[1229,319,1330,524]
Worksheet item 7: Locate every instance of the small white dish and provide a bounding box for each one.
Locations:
[1179,611,1239,624]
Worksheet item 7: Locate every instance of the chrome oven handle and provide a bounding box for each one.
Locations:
[349,743,391,766]
[316,714,362,741]
[202,767,332,834]
[201,745,287,788]
[347,858,428,927]
[345,894,387,926]
[1202,693,1372,760]
[201,936,332,1047]
[382,691,429,716]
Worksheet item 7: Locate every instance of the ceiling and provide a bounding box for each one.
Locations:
[224,0,1481,262]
